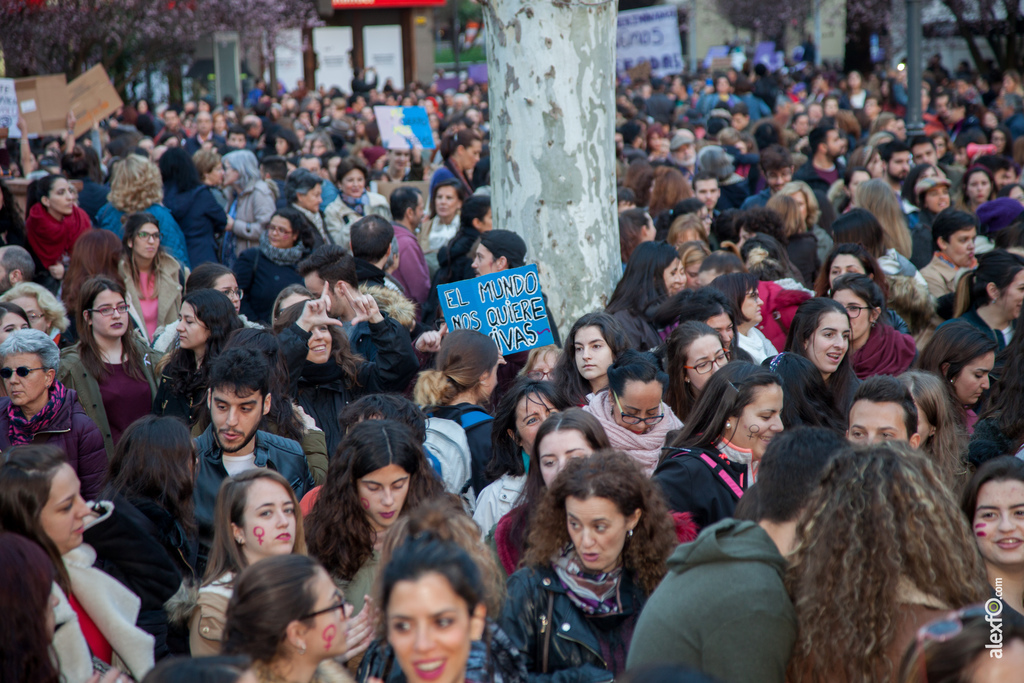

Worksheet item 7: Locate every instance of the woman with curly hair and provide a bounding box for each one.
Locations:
[786,444,989,683]
[899,370,970,494]
[304,420,444,626]
[95,154,190,267]
[500,450,675,680]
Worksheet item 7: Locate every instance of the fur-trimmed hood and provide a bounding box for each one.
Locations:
[360,283,416,331]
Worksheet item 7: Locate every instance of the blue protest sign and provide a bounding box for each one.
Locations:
[437,265,555,355]
[374,105,436,150]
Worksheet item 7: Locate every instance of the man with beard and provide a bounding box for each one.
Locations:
[741,145,795,209]
[192,347,314,567]
[793,124,845,194]
[669,129,697,183]
[879,139,912,194]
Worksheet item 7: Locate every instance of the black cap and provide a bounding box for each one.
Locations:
[479,230,527,269]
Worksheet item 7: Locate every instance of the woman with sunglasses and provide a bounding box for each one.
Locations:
[655,362,783,531]
[897,605,1024,683]
[0,329,106,499]
[830,273,916,380]
[582,350,681,476]
[190,469,308,657]
[59,277,160,459]
[222,555,351,683]
[119,211,186,343]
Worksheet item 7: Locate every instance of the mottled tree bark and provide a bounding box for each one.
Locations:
[482,0,621,340]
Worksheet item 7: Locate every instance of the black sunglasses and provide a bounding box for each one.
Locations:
[0,366,45,379]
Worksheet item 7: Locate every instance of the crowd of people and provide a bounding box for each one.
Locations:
[2,52,1024,683]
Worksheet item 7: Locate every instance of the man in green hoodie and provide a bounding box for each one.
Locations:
[626,427,850,682]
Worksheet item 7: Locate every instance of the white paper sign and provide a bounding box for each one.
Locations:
[616,6,683,78]
[0,79,17,130]
[20,98,37,113]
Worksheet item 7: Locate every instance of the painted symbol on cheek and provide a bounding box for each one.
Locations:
[975,522,987,537]
[322,624,336,650]
[253,526,265,545]
[360,498,370,510]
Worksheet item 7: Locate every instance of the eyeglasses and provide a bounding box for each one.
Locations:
[527,369,553,380]
[745,290,762,302]
[136,230,162,242]
[612,391,664,426]
[0,366,46,379]
[220,288,244,300]
[89,303,130,317]
[300,592,348,620]
[268,224,293,236]
[842,303,871,319]
[685,349,729,374]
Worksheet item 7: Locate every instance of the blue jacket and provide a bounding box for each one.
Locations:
[740,187,772,210]
[163,184,225,267]
[95,202,191,268]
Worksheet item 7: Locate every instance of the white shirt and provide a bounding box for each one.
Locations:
[472,474,526,538]
[222,453,259,477]
[737,327,778,364]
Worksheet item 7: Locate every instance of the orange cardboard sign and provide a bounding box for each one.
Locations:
[68,65,123,138]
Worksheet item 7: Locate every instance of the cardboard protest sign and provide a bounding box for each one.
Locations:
[0,79,18,138]
[68,65,123,138]
[437,264,555,355]
[14,74,69,136]
[373,105,435,150]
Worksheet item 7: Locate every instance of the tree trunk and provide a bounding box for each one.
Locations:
[481,0,621,340]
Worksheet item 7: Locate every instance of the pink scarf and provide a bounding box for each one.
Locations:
[583,390,682,476]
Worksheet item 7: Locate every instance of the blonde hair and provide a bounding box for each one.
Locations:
[765,193,806,239]
[855,178,913,258]
[192,148,222,179]
[778,180,821,230]
[413,329,499,408]
[518,344,560,379]
[667,213,708,246]
[107,154,163,214]
[678,240,711,271]
[0,282,69,333]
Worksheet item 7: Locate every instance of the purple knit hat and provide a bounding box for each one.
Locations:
[976,198,1024,234]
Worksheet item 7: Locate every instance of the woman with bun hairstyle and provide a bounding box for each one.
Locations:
[606,241,686,351]
[951,248,1024,352]
[413,329,502,495]
[830,273,916,379]
[552,312,632,407]
[655,362,784,530]
[472,378,567,537]
[583,349,681,476]
[359,498,528,683]
[24,174,91,285]
[492,408,610,576]
[917,320,997,434]
[304,420,444,626]
[664,321,729,424]
[500,451,677,681]
[221,555,352,683]
[784,297,858,414]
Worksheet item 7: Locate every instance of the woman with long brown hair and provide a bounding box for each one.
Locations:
[499,451,676,681]
[60,229,130,337]
[118,211,186,342]
[786,445,988,683]
[59,276,160,458]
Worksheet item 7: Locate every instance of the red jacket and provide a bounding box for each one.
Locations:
[755,281,812,351]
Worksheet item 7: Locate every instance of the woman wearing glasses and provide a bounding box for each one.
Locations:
[582,350,681,476]
[58,277,160,459]
[0,329,106,499]
[119,212,187,343]
[664,321,729,424]
[190,469,308,657]
[710,273,778,364]
[830,273,915,380]
[222,554,351,683]
[655,362,783,531]
[233,207,314,324]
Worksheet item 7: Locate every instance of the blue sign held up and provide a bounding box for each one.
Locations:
[437,265,555,356]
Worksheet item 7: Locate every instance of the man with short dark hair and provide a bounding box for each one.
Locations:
[349,215,398,290]
[847,375,922,447]
[694,172,721,212]
[741,145,794,209]
[260,155,289,208]
[155,107,187,146]
[793,124,845,193]
[297,245,360,323]
[879,139,912,193]
[0,246,35,294]
[184,111,225,155]
[628,427,850,683]
[389,186,430,305]
[909,135,938,168]
[974,154,1019,190]
[192,347,314,560]
[225,125,248,150]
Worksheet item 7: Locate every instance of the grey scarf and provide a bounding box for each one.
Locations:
[258,231,305,266]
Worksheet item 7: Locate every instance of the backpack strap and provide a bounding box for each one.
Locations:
[697,452,745,500]
[459,410,492,430]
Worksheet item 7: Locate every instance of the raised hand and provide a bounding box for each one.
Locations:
[340,281,384,325]
[297,283,345,333]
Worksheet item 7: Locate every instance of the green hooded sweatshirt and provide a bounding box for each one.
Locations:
[626,518,796,683]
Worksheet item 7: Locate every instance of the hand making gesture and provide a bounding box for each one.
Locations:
[339,281,384,325]
[297,284,346,333]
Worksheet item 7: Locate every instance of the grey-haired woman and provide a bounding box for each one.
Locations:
[222,149,276,266]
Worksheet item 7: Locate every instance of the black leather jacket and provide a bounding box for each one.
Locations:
[193,426,314,565]
[498,565,647,683]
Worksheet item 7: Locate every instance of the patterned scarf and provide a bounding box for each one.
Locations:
[9,379,67,445]
[258,231,305,266]
[552,545,623,616]
[341,192,368,216]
